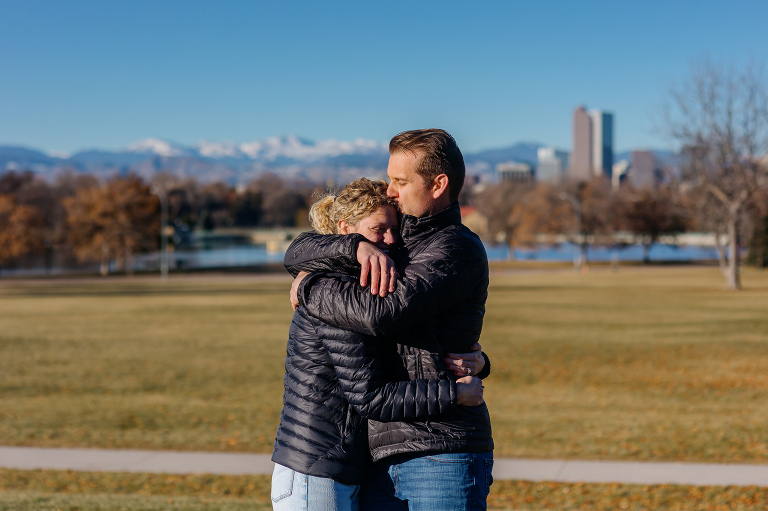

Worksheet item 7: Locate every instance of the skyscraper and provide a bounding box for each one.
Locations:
[570,106,614,181]
[570,106,592,181]
[590,110,614,178]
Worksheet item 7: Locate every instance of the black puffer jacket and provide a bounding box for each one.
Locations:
[288,203,493,462]
[271,272,458,485]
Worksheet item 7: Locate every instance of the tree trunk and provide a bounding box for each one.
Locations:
[125,248,134,276]
[642,240,651,264]
[100,242,109,277]
[724,214,741,290]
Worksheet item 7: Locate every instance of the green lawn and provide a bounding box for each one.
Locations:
[1,266,768,507]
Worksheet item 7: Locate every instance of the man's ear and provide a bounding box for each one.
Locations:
[431,174,449,199]
[338,219,351,234]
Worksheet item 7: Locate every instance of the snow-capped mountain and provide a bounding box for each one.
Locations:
[4,136,624,185]
[126,138,196,158]
[0,136,393,184]
[193,136,387,162]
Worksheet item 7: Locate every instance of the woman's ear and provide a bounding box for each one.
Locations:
[338,218,351,234]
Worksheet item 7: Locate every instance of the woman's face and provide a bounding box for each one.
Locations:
[339,205,399,252]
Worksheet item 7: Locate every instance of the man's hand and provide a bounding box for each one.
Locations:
[357,241,399,297]
[443,342,485,377]
[456,375,484,406]
[289,271,310,310]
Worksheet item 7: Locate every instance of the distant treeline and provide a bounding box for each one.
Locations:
[0,171,319,274]
[1,169,767,275]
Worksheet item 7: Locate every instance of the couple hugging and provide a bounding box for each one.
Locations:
[271,129,494,511]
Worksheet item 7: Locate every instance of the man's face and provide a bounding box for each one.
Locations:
[386,150,438,218]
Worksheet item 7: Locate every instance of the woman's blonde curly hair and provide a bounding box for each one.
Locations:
[309,178,396,234]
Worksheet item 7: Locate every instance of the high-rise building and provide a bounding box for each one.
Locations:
[537,147,570,183]
[589,111,614,177]
[629,150,658,188]
[570,106,614,181]
[570,106,592,181]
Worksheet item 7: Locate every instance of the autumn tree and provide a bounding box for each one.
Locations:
[666,58,768,289]
[63,175,159,275]
[473,180,534,245]
[0,194,45,270]
[507,183,572,247]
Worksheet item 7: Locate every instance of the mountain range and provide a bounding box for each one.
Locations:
[0,137,673,184]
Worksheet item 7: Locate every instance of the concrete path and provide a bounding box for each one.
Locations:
[1,447,767,487]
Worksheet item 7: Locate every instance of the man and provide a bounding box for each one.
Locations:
[287,129,493,510]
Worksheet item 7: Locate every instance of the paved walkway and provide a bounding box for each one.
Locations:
[1,447,767,487]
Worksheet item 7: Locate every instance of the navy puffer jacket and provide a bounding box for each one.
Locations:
[287,203,493,462]
[271,271,457,485]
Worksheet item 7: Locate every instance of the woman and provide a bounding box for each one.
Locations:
[271,178,486,511]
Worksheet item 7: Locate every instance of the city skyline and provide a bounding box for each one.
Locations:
[2,1,767,155]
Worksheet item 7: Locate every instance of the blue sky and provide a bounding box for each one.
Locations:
[1,0,767,155]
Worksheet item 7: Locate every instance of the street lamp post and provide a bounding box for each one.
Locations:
[150,186,169,282]
[559,192,585,272]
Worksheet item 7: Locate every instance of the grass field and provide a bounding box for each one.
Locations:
[1,468,767,510]
[1,265,768,508]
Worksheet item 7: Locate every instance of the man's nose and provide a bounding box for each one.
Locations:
[386,182,396,198]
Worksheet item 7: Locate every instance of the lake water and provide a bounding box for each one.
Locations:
[484,243,719,263]
[2,242,719,277]
[167,242,719,270]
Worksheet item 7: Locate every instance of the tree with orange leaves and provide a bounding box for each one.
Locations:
[0,194,45,270]
[63,174,159,275]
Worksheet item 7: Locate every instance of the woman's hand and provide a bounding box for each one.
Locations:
[443,342,485,377]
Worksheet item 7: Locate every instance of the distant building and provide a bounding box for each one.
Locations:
[537,147,570,183]
[589,111,614,177]
[570,106,593,181]
[629,150,659,188]
[497,161,533,183]
[612,160,629,190]
[570,106,614,181]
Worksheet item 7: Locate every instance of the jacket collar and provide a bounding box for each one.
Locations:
[400,202,462,241]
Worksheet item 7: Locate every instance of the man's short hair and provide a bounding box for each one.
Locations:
[389,129,465,202]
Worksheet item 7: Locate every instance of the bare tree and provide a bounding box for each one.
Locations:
[666,58,768,289]
[554,178,617,269]
[617,185,690,263]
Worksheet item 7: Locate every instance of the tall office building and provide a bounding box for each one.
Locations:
[589,110,613,178]
[570,106,614,181]
[570,106,593,181]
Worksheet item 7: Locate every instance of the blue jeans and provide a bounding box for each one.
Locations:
[271,463,360,511]
[359,452,494,511]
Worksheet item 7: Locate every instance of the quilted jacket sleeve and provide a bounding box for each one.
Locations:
[321,331,457,421]
[284,231,366,277]
[297,233,487,337]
